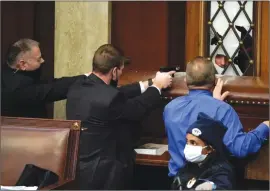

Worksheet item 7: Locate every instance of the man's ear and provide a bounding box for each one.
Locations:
[17,60,27,71]
[184,77,186,82]
[111,67,118,80]
[113,67,118,74]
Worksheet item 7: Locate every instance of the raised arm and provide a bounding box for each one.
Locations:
[222,107,269,157]
[118,79,154,99]
[11,75,85,105]
[110,71,175,121]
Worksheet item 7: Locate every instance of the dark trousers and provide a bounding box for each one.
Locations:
[75,156,134,190]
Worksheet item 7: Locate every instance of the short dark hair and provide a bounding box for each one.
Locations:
[6,39,39,66]
[92,44,129,74]
[186,56,215,87]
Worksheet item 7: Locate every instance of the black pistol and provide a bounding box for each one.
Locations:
[159,66,180,77]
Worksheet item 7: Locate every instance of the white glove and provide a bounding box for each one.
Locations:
[195,181,216,190]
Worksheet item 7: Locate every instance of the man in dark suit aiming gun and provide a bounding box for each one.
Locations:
[1,38,89,118]
[66,44,175,190]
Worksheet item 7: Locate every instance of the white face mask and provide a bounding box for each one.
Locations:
[184,144,208,163]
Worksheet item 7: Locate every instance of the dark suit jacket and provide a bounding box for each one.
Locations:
[66,74,161,189]
[1,65,84,118]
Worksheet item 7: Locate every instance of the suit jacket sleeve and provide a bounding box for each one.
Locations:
[118,82,141,99]
[13,75,85,104]
[109,87,161,122]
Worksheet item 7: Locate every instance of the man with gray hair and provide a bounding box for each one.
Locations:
[1,38,89,118]
[163,56,269,178]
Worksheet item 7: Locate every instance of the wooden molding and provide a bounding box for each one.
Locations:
[254,2,262,77]
[185,1,207,63]
[119,71,269,104]
[260,1,269,82]
[255,1,269,82]
[186,1,269,81]
[199,1,207,56]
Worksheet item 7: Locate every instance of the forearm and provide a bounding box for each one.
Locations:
[118,78,155,98]
[45,75,85,101]
[14,75,84,104]
[224,123,269,157]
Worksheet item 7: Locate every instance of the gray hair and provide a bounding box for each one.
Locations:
[186,56,215,88]
[6,38,39,66]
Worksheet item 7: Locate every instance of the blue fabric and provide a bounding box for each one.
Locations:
[163,90,269,177]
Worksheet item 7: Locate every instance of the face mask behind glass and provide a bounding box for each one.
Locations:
[184,144,208,163]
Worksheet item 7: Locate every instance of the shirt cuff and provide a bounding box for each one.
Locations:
[252,123,269,141]
[150,85,161,95]
[139,81,146,94]
[209,181,216,190]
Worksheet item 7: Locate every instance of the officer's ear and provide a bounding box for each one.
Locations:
[205,145,214,154]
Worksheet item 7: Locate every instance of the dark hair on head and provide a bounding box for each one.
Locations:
[92,44,129,74]
[186,56,215,87]
[6,38,39,66]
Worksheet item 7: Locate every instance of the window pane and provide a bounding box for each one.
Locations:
[207,1,254,76]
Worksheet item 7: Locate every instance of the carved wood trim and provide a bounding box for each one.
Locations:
[65,122,81,180]
[119,71,269,106]
[185,1,207,62]
[161,96,269,106]
[260,1,269,82]
[199,1,207,56]
[254,2,262,77]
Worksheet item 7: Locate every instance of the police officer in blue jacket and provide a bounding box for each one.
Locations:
[172,113,235,190]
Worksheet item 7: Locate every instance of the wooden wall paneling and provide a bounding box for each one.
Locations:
[1,2,35,64]
[111,2,168,71]
[254,2,262,77]
[1,1,55,118]
[185,1,207,63]
[111,2,187,72]
[259,1,269,82]
[34,2,55,82]
[167,2,186,71]
[34,2,55,119]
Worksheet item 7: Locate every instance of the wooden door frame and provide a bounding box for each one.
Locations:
[185,1,269,82]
